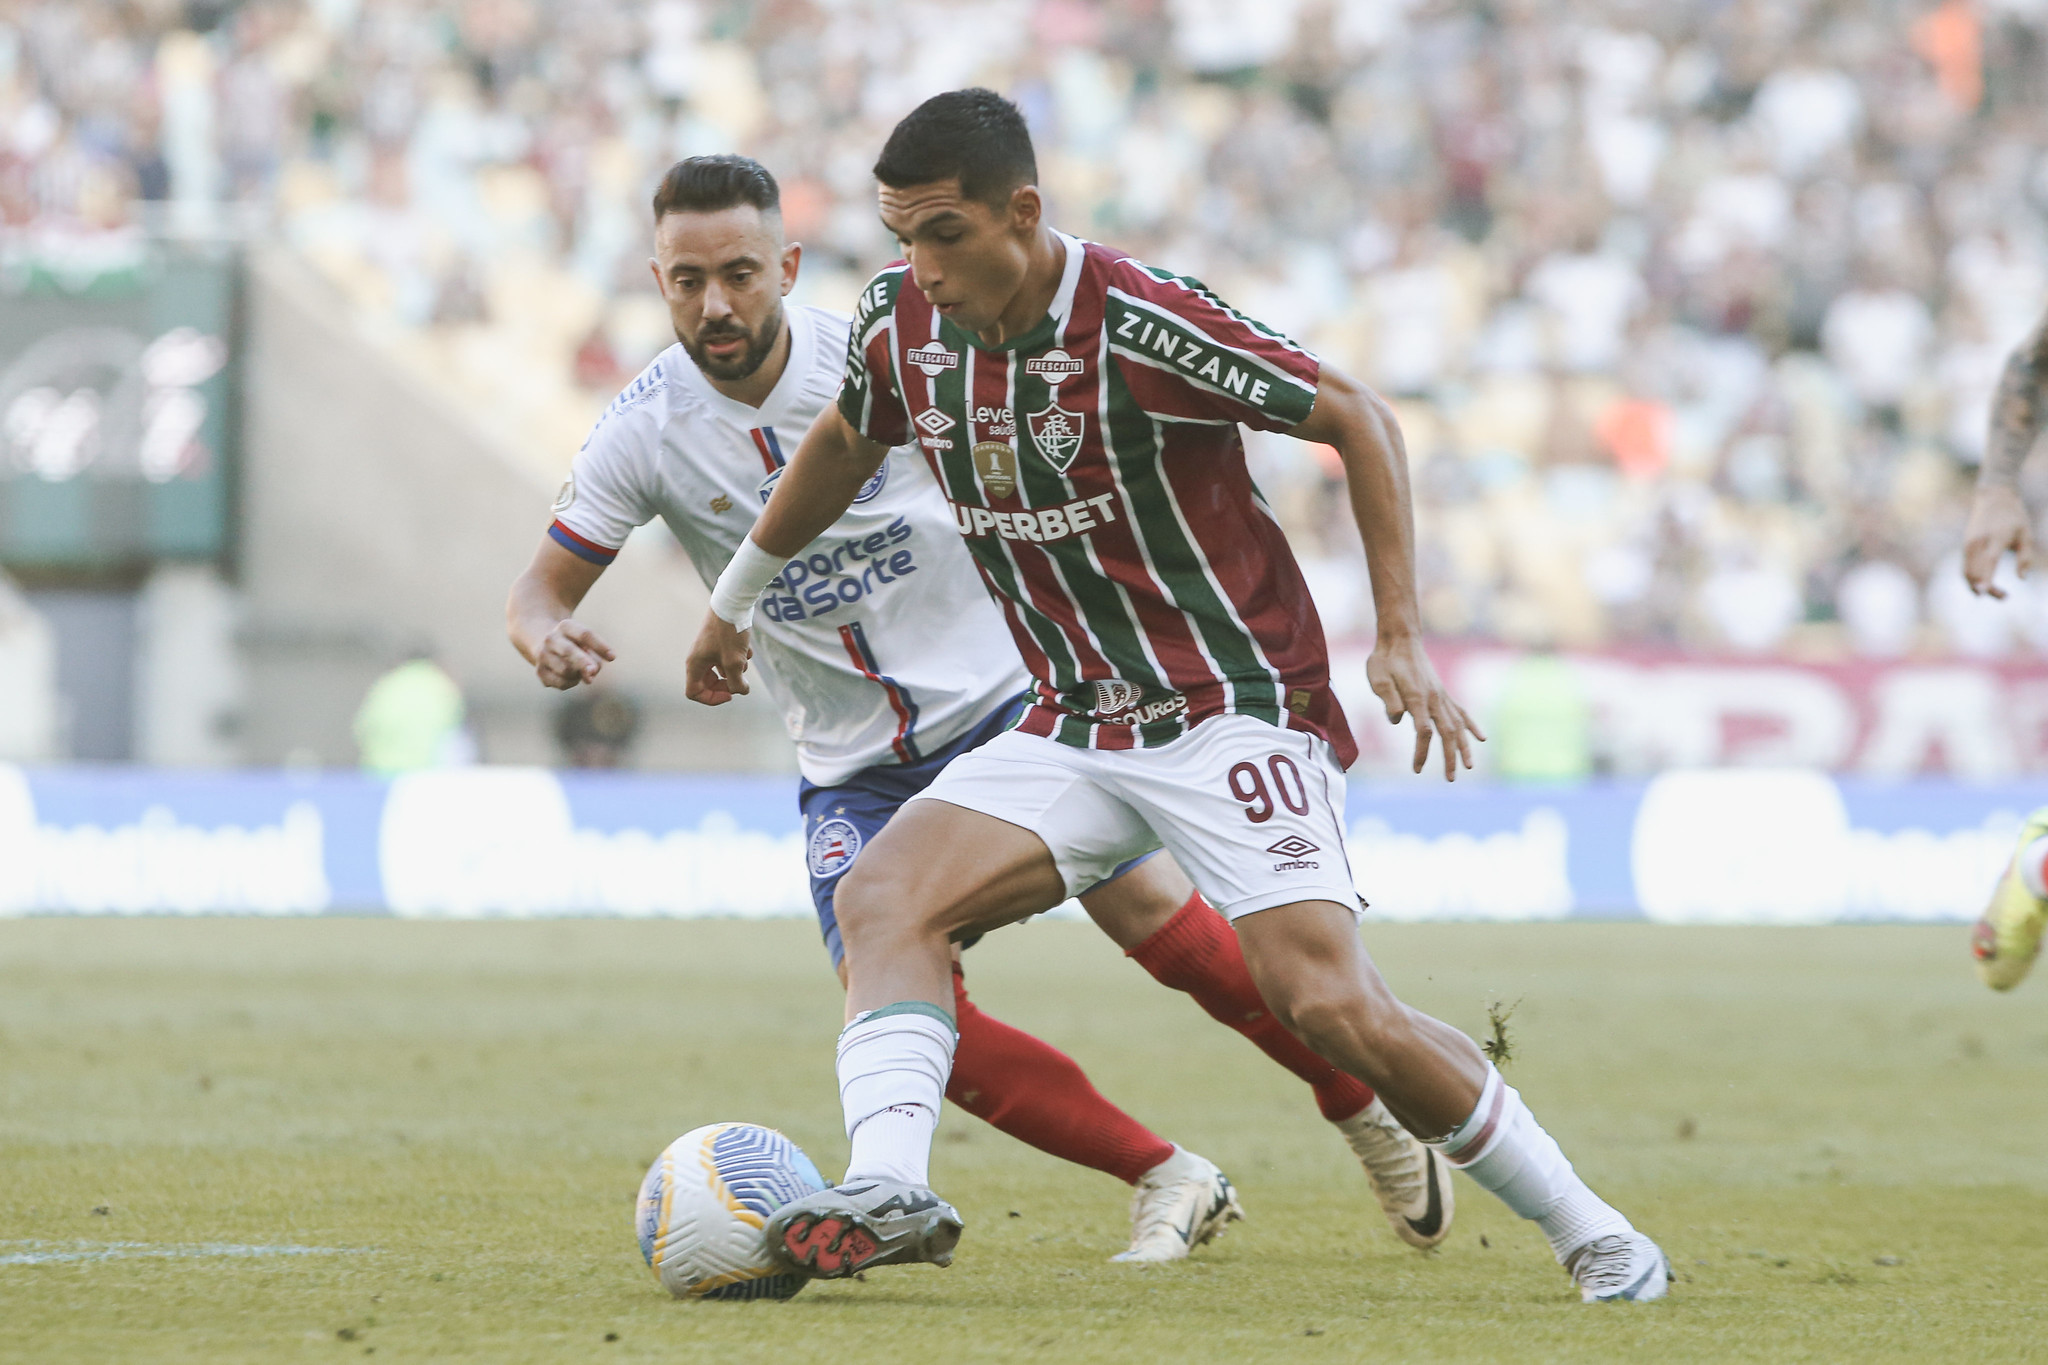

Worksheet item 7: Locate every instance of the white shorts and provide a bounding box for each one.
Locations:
[907,713,1361,921]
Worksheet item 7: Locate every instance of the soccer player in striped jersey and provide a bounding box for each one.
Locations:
[689,92,1669,1302]
[508,155,1453,1263]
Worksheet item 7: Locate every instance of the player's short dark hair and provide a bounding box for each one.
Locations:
[873,88,1037,207]
[651,155,780,222]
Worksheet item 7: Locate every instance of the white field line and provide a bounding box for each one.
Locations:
[0,1240,371,1265]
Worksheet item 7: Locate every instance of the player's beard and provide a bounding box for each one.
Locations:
[681,303,783,382]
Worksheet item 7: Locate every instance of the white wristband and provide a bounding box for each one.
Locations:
[708,536,788,631]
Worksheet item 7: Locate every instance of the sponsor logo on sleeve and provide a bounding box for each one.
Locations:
[551,476,576,513]
[907,342,959,376]
[973,442,1018,499]
[1026,403,1085,471]
[708,494,733,513]
[808,818,864,879]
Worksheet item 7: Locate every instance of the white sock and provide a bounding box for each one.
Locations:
[1428,1064,1631,1262]
[2020,836,2048,897]
[837,1002,956,1186]
[845,1104,938,1186]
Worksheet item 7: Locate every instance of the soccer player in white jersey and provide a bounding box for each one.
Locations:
[506,156,1454,1263]
[688,93,1669,1303]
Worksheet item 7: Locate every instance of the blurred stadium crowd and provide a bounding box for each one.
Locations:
[8,0,2048,660]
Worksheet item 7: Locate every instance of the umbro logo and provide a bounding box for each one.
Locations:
[914,407,956,436]
[1265,835,1320,859]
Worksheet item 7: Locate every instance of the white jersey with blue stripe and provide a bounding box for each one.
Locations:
[548,303,1030,785]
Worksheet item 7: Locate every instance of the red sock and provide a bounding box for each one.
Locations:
[946,966,1175,1185]
[1128,893,1375,1123]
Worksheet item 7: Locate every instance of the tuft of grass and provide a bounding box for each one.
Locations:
[1482,997,1521,1066]
[2,919,2046,1364]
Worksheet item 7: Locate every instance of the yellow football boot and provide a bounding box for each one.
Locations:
[1971,808,2048,991]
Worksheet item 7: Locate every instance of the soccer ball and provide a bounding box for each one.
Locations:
[635,1122,828,1300]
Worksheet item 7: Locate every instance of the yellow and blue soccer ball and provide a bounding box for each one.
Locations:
[635,1122,827,1300]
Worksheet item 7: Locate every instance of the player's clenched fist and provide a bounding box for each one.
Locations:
[535,619,617,689]
[685,610,752,705]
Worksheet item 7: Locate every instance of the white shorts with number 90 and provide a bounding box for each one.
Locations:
[906,713,1361,921]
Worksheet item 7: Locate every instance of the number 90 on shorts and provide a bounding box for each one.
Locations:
[906,712,1363,922]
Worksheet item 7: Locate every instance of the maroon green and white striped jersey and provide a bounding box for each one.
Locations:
[837,232,1358,766]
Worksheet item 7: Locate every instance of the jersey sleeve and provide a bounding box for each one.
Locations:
[836,265,912,446]
[1103,263,1322,432]
[547,401,658,567]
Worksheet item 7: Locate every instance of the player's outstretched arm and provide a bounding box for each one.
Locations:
[507,538,616,689]
[685,405,891,705]
[1966,308,2048,597]
[1291,365,1483,780]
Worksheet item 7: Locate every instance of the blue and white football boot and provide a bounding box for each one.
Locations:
[1565,1231,1671,1303]
[764,1180,963,1277]
[1111,1146,1243,1263]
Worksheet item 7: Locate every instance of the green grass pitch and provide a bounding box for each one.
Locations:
[3,917,2046,1363]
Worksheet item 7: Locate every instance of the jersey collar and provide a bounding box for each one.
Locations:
[936,230,1086,355]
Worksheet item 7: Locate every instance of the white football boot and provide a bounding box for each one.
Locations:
[1334,1098,1453,1250]
[1564,1231,1671,1303]
[1111,1146,1243,1263]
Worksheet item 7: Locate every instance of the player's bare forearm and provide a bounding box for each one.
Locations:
[1965,312,2048,595]
[1983,315,2048,492]
[507,538,615,688]
[1293,367,1423,641]
[753,405,890,556]
[1291,366,1483,777]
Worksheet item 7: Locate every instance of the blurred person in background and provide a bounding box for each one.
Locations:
[12,0,2047,662]
[1489,644,1592,784]
[352,648,471,775]
[553,687,642,768]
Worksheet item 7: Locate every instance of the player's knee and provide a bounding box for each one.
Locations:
[832,863,891,939]
[833,856,925,947]
[1270,973,1401,1057]
[1269,976,1360,1043]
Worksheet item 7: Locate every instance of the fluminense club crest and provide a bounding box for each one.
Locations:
[1027,402,1085,472]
